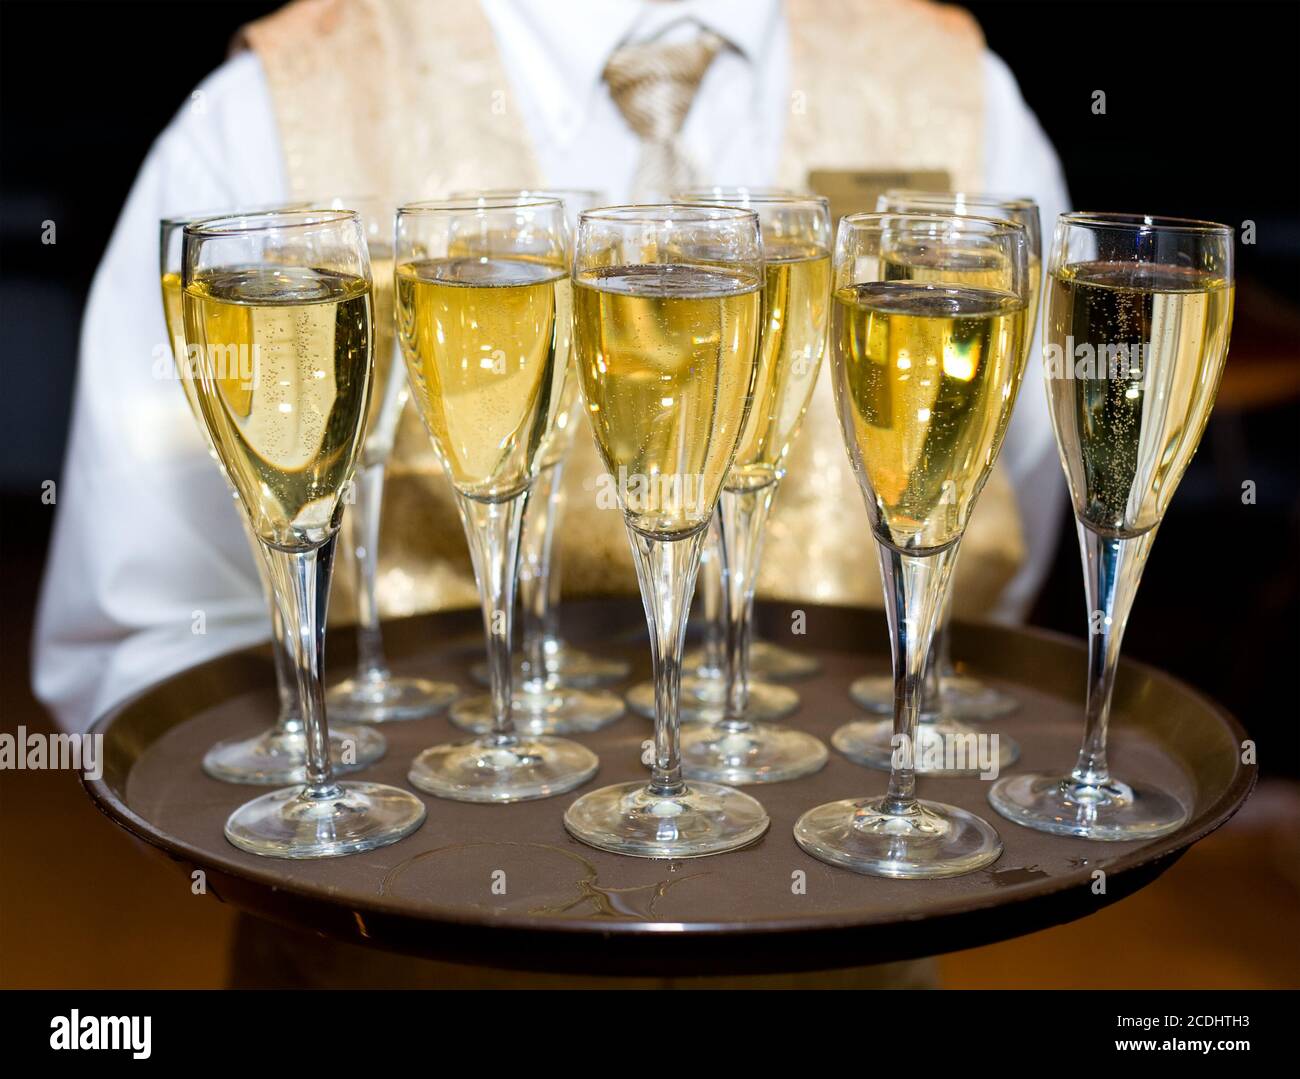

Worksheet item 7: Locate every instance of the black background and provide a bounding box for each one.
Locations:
[1,0,1297,770]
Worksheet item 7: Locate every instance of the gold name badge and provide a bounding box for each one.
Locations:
[808,169,951,223]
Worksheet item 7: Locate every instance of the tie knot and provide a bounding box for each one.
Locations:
[603,30,724,143]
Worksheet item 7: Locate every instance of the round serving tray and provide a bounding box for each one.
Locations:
[83,599,1254,976]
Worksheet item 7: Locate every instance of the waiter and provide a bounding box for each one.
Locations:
[33,0,1072,991]
[35,0,1069,743]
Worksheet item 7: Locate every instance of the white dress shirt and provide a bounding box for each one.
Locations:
[33,0,1070,731]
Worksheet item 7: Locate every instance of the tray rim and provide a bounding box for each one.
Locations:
[79,605,1258,966]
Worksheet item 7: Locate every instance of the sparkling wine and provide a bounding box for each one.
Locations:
[573,263,762,537]
[728,246,830,491]
[396,256,570,500]
[161,269,208,432]
[358,248,407,466]
[182,265,373,547]
[832,281,1027,552]
[1044,261,1233,537]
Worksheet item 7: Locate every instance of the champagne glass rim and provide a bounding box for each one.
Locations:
[578,203,759,225]
[674,184,803,197]
[1061,211,1232,235]
[841,210,1026,235]
[183,208,359,237]
[398,195,563,213]
[301,194,385,212]
[882,189,1037,211]
[449,187,606,201]
[161,201,312,228]
[671,192,830,210]
[303,192,380,201]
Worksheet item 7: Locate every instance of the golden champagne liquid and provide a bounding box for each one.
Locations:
[833,281,1027,552]
[574,263,762,538]
[396,256,569,500]
[1045,261,1233,537]
[359,248,407,466]
[728,246,830,491]
[1027,255,1042,348]
[538,350,583,470]
[883,245,1040,359]
[182,266,373,548]
[161,270,209,434]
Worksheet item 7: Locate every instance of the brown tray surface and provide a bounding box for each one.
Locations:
[85,600,1254,975]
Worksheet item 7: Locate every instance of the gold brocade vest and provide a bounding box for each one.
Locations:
[238,0,1024,621]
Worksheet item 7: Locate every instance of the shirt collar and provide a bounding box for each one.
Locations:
[492,0,779,148]
[681,0,778,66]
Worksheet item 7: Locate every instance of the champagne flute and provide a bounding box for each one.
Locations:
[161,208,385,785]
[396,197,599,801]
[841,190,1040,774]
[989,212,1233,840]
[182,209,426,856]
[795,213,1029,877]
[450,188,627,735]
[564,205,769,856]
[676,188,820,690]
[668,192,832,784]
[625,184,810,724]
[315,197,459,724]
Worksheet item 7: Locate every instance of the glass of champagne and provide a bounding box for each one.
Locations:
[315,197,459,724]
[841,190,1040,773]
[625,185,810,724]
[795,212,1029,877]
[450,189,628,735]
[666,192,831,784]
[564,204,770,856]
[161,208,385,785]
[396,197,599,801]
[182,209,426,856]
[677,188,821,691]
[989,212,1233,840]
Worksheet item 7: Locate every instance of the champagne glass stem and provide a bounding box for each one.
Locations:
[917,558,957,715]
[920,635,943,716]
[262,537,341,799]
[519,459,564,683]
[543,460,566,651]
[455,491,527,743]
[880,543,959,814]
[931,584,956,684]
[717,484,777,728]
[268,600,303,731]
[1071,522,1157,788]
[627,526,708,797]
[698,519,726,674]
[239,516,302,729]
[345,460,391,681]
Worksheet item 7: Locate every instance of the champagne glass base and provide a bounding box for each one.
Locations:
[448,687,624,736]
[684,638,821,682]
[224,780,426,858]
[408,734,598,803]
[626,677,799,724]
[471,644,630,690]
[326,674,459,724]
[564,779,769,858]
[832,716,1020,775]
[202,722,386,786]
[938,674,1019,720]
[681,722,827,784]
[794,796,1003,879]
[987,772,1189,840]
[849,673,1019,721]
[748,639,822,680]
